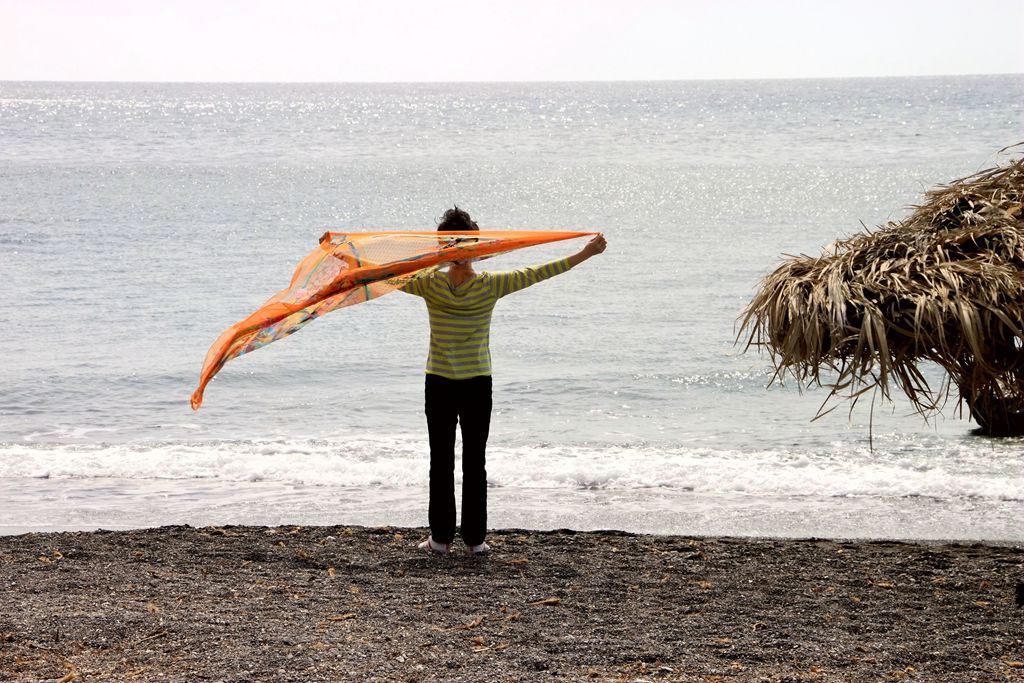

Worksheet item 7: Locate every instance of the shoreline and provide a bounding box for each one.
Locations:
[3,475,1021,543]
[3,522,1024,546]
[1,525,1022,682]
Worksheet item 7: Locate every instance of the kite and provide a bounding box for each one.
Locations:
[191,230,595,409]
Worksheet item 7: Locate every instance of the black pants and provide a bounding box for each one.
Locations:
[424,373,492,546]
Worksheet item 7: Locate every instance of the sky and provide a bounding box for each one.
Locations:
[2,0,1022,82]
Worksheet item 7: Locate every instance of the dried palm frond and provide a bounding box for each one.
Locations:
[739,149,1024,435]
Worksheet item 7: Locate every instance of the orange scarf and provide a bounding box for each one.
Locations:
[191,230,595,409]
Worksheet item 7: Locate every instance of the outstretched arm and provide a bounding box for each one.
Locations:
[395,266,440,297]
[490,234,607,298]
[567,234,607,268]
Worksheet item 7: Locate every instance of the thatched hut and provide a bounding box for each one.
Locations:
[740,151,1024,435]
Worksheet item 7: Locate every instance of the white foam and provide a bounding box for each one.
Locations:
[1,433,1021,502]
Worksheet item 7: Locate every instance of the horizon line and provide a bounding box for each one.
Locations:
[2,71,1021,86]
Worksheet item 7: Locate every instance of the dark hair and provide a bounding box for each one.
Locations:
[437,206,479,232]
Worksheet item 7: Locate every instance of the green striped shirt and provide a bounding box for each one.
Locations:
[401,257,573,379]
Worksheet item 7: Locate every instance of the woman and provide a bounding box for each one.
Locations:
[402,207,606,555]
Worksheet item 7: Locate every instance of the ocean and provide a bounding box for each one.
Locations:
[2,76,1022,540]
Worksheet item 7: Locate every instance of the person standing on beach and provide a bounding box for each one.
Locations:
[401,207,606,555]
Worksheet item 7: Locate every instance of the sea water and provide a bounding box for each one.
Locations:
[2,76,1023,539]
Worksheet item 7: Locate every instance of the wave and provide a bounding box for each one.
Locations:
[1,434,1020,503]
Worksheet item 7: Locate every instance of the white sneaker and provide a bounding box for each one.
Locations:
[417,536,450,555]
[467,542,490,556]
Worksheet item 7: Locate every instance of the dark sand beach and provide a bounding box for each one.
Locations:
[1,525,1022,682]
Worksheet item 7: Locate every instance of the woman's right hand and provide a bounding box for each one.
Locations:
[582,234,607,257]
[568,233,607,267]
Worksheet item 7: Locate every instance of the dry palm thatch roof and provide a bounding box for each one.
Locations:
[739,149,1024,435]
